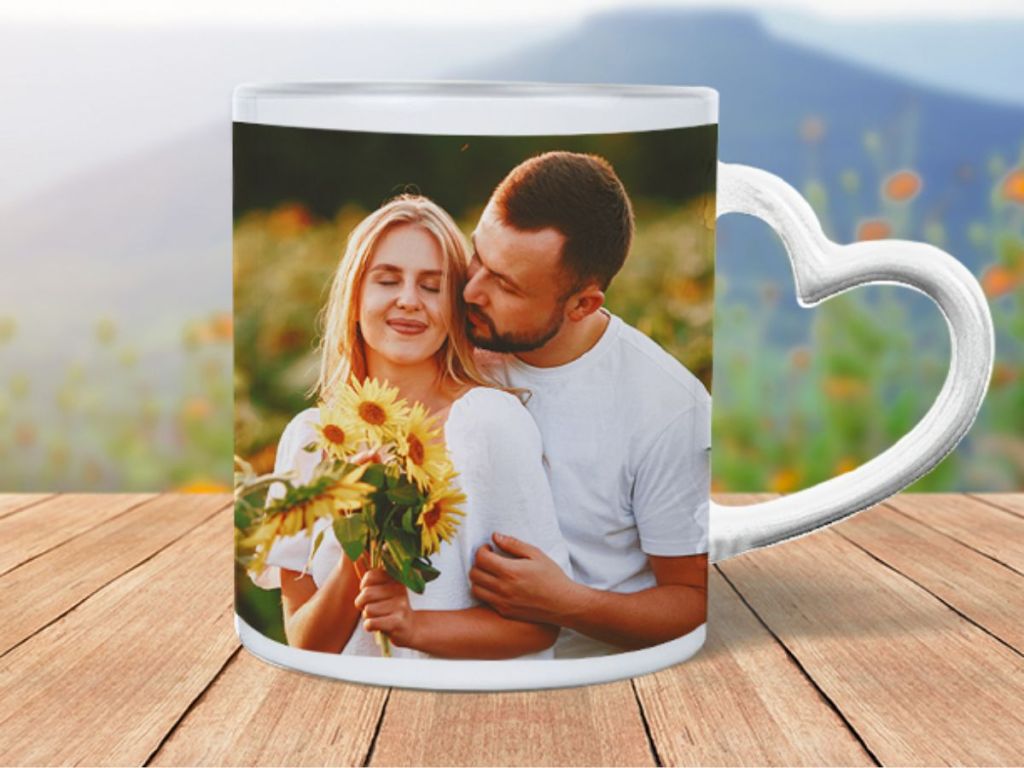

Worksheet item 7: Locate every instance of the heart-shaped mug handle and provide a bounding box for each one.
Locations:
[710,163,995,562]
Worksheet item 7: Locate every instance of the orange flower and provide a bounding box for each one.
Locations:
[669,278,706,304]
[882,170,922,202]
[177,479,231,493]
[790,346,811,372]
[834,457,858,475]
[769,468,800,494]
[856,219,891,241]
[181,396,213,422]
[981,265,1018,299]
[991,362,1017,389]
[1001,168,1024,205]
[249,443,278,475]
[824,376,869,400]
[15,422,36,448]
[799,116,825,144]
[209,311,233,341]
[268,203,313,238]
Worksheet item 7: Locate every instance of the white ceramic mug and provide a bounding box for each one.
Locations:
[232,82,993,690]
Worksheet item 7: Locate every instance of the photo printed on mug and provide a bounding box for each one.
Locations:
[233,122,716,665]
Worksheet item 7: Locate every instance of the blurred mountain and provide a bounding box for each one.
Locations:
[467,10,1024,280]
[0,125,230,380]
[761,12,1024,108]
[3,8,1022,367]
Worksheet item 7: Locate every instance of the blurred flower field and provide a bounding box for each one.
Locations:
[0,311,234,492]
[2,121,1022,493]
[711,118,1024,493]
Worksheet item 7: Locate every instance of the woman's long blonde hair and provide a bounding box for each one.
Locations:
[312,194,496,403]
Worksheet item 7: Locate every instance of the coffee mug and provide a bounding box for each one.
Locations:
[232,82,993,690]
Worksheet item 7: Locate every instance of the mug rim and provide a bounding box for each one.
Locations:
[233,79,719,102]
[233,80,719,134]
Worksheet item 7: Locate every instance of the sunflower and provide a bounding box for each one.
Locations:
[339,377,411,445]
[417,470,467,556]
[397,402,449,490]
[316,400,362,460]
[242,464,374,575]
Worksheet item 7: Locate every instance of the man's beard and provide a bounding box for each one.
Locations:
[466,305,564,354]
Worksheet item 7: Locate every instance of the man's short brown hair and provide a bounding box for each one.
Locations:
[491,151,634,291]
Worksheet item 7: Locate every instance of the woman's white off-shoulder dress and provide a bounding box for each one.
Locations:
[249,387,572,659]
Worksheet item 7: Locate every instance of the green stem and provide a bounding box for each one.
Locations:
[370,542,392,657]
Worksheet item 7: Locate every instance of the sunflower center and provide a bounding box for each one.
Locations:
[407,435,425,465]
[322,424,346,444]
[359,402,387,425]
[423,504,441,528]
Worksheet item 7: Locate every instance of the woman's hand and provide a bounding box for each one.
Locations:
[354,568,419,649]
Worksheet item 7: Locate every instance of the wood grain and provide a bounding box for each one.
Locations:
[835,500,1024,653]
[0,493,154,575]
[0,507,237,766]
[0,494,226,657]
[149,648,388,767]
[719,514,1024,765]
[634,569,874,766]
[886,493,1024,573]
[972,493,1024,520]
[370,682,655,766]
[1,493,1022,767]
[0,494,55,520]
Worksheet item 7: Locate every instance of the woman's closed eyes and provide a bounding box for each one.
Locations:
[369,266,442,293]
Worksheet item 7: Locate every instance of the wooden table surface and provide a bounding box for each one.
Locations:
[1,493,1022,766]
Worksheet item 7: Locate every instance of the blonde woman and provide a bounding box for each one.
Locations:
[251,195,571,659]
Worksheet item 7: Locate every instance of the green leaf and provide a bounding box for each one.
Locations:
[413,557,440,584]
[361,464,386,489]
[404,566,426,594]
[387,534,411,564]
[388,527,421,561]
[381,541,428,594]
[382,549,405,584]
[401,507,416,533]
[385,482,422,506]
[234,501,253,529]
[310,529,326,560]
[333,514,367,561]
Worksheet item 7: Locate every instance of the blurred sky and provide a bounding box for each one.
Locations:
[1,0,1023,208]
[4,0,1024,23]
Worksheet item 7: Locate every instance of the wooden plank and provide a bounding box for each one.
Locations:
[835,500,1024,653]
[634,569,874,766]
[0,493,155,575]
[0,494,227,657]
[719,525,1024,765]
[0,494,55,520]
[0,505,237,766]
[970,493,1024,520]
[148,648,388,767]
[886,494,1024,573]
[371,682,654,766]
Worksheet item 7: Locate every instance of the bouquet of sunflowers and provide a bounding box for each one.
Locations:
[235,378,466,656]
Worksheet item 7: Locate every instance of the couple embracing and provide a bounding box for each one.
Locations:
[252,151,710,660]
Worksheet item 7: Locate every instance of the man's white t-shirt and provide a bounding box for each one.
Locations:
[500,311,711,658]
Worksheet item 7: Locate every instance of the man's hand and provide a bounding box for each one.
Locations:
[469,533,582,624]
[354,568,418,648]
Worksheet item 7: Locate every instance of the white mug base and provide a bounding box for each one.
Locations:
[235,613,707,691]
